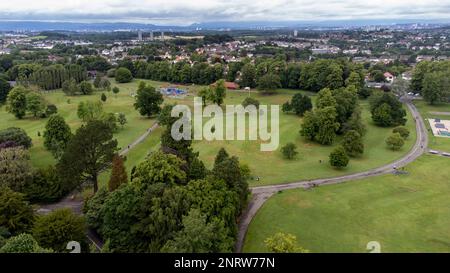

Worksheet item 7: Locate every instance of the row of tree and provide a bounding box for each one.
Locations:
[411,60,450,104]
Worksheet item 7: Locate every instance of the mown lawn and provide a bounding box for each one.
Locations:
[0,79,156,168]
[243,155,450,253]
[1,79,418,189]
[414,100,450,152]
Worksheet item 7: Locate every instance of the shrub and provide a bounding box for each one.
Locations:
[33,209,87,252]
[281,143,298,160]
[23,166,66,203]
[115,67,133,83]
[0,127,32,149]
[393,126,410,139]
[0,233,52,253]
[386,133,405,151]
[241,97,260,109]
[329,146,349,168]
[0,186,34,235]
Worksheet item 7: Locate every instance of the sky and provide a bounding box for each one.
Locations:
[0,0,449,25]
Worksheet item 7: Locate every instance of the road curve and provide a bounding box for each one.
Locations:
[235,99,428,252]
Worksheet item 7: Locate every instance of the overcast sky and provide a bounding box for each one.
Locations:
[0,0,449,25]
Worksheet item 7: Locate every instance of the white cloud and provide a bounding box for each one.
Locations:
[0,0,449,24]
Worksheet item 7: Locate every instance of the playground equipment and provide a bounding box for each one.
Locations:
[160,87,187,96]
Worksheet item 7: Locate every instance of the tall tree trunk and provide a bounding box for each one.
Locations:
[93,174,98,193]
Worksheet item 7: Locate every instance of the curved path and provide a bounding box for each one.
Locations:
[235,99,429,252]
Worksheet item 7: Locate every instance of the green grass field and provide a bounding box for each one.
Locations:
[0,80,157,168]
[243,154,450,253]
[414,100,450,152]
[0,79,418,189]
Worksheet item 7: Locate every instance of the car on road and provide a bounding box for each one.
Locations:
[442,152,450,157]
[429,150,440,155]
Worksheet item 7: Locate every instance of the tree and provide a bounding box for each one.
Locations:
[372,70,386,82]
[132,151,186,188]
[25,92,47,118]
[345,71,363,90]
[393,126,410,139]
[79,81,93,95]
[77,100,104,122]
[93,75,102,89]
[23,166,66,203]
[211,80,227,106]
[372,103,393,127]
[0,78,11,104]
[329,146,349,168]
[0,147,33,192]
[391,78,410,97]
[282,101,292,113]
[281,143,298,160]
[0,234,52,253]
[100,78,111,91]
[6,86,28,119]
[162,209,232,253]
[185,177,240,240]
[369,92,406,127]
[134,82,163,117]
[264,232,309,253]
[45,104,58,116]
[83,187,108,231]
[386,133,405,151]
[290,93,312,116]
[316,88,337,109]
[198,88,209,106]
[115,67,133,83]
[112,86,120,96]
[58,120,118,193]
[422,71,449,105]
[240,63,256,88]
[214,148,229,167]
[213,156,249,212]
[0,127,32,149]
[33,209,87,252]
[98,184,143,252]
[101,93,107,102]
[242,97,260,109]
[43,114,72,158]
[0,186,34,235]
[108,155,128,192]
[315,107,340,145]
[118,113,127,128]
[62,79,79,96]
[342,130,364,157]
[343,107,366,136]
[299,110,319,141]
[257,73,281,94]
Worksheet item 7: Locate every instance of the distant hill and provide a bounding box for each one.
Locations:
[0,19,448,32]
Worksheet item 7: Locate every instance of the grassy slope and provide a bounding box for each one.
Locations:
[243,155,450,253]
[0,80,156,168]
[0,79,417,188]
[414,100,450,152]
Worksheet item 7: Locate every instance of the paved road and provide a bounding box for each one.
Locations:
[428,111,450,116]
[235,100,429,252]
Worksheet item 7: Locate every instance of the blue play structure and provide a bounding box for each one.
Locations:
[160,87,187,96]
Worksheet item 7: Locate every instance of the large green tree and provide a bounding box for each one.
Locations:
[341,130,364,157]
[6,86,28,119]
[43,114,72,158]
[0,186,34,235]
[58,120,118,193]
[33,209,87,252]
[0,147,33,192]
[134,82,163,117]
